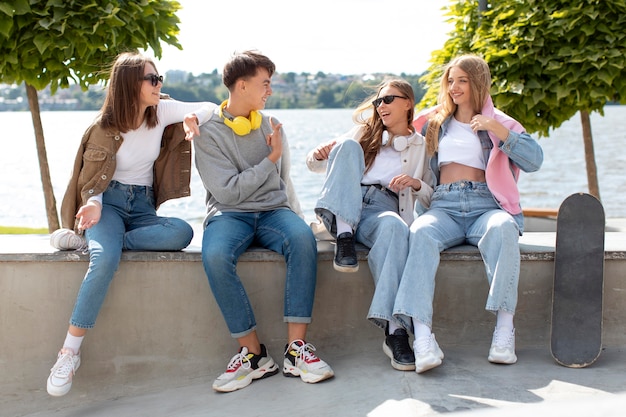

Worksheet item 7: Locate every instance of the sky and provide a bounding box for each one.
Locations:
[147,0,455,76]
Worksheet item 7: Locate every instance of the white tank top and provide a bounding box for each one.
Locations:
[438,117,486,170]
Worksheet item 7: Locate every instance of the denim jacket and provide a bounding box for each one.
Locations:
[60,121,191,231]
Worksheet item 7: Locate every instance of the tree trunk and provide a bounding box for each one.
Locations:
[25,83,60,232]
[580,110,601,201]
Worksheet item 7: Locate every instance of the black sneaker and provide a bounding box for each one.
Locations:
[383,328,416,371]
[334,232,358,272]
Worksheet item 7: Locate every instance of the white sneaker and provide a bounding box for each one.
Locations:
[283,340,334,383]
[212,345,279,393]
[414,333,444,374]
[47,348,81,397]
[50,228,87,251]
[488,327,517,364]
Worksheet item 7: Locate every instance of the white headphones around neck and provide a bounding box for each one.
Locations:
[382,130,415,152]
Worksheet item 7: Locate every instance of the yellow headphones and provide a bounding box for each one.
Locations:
[219,100,262,136]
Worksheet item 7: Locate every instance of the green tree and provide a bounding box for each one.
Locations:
[284,72,297,84]
[421,0,626,201]
[316,86,338,108]
[341,80,369,108]
[0,0,182,231]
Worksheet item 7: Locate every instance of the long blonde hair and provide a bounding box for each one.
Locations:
[425,55,491,154]
[353,78,415,171]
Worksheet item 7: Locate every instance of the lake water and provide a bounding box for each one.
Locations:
[2,107,625,229]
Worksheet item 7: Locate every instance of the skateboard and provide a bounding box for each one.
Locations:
[550,192,605,367]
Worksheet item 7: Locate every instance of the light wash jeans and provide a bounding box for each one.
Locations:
[314,139,410,331]
[70,180,194,328]
[201,209,317,338]
[393,181,520,331]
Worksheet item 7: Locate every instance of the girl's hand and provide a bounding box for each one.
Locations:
[267,117,283,163]
[183,113,200,140]
[76,201,102,230]
[470,115,509,140]
[388,174,421,193]
[313,140,337,161]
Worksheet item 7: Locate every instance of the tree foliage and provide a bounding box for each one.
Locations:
[420,0,626,137]
[0,0,183,231]
[0,0,183,92]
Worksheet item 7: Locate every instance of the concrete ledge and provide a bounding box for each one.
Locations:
[2,226,625,262]
[2,231,626,414]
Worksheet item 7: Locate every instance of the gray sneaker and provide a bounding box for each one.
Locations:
[212,344,279,392]
[283,339,334,383]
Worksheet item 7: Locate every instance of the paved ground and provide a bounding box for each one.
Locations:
[8,343,626,417]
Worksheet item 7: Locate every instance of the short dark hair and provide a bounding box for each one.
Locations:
[222,50,276,90]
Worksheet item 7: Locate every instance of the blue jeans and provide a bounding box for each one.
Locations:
[201,209,317,338]
[393,181,520,331]
[70,181,193,328]
[314,139,410,330]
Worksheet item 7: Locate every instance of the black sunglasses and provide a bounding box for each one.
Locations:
[372,95,408,108]
[143,74,164,87]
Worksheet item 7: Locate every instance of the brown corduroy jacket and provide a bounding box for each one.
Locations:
[59,121,191,231]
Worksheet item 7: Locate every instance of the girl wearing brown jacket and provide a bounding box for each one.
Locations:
[47,52,216,397]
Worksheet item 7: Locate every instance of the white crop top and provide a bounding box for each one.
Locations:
[438,117,486,170]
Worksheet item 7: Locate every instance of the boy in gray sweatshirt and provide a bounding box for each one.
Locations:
[193,50,334,393]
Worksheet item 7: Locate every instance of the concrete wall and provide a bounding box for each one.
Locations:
[1,234,625,409]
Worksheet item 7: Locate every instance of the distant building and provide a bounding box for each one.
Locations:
[164,70,189,84]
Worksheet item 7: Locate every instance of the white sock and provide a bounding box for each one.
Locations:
[388,320,402,334]
[496,310,514,331]
[414,320,432,340]
[336,216,352,236]
[63,332,84,354]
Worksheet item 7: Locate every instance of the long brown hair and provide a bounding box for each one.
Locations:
[100,52,159,132]
[425,54,491,154]
[353,78,415,171]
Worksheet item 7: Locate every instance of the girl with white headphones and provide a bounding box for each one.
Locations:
[306,78,434,371]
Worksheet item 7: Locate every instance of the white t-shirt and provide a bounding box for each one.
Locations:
[89,99,216,204]
[361,145,402,186]
[113,99,214,186]
[438,117,486,170]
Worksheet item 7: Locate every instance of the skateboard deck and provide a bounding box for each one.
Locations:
[550,192,605,367]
